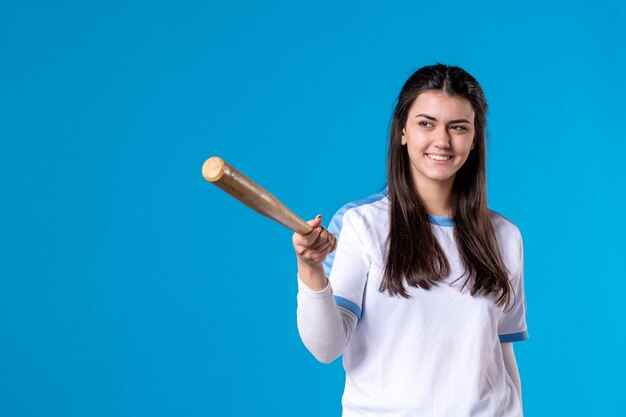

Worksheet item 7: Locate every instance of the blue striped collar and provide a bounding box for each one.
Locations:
[428,214,454,227]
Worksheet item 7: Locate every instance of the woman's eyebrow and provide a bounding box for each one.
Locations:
[415,113,471,124]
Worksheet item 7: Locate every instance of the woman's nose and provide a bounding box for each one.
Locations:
[434,128,451,148]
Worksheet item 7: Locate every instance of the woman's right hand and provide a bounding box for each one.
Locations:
[292,214,336,268]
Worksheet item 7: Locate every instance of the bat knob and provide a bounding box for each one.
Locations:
[202,156,226,182]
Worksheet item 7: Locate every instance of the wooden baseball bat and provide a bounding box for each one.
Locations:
[202,156,323,238]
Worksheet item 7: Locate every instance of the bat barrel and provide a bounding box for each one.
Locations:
[202,157,313,235]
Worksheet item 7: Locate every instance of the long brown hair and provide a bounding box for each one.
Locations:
[383,63,512,308]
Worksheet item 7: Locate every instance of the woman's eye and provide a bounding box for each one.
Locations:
[418,121,432,127]
[450,125,467,131]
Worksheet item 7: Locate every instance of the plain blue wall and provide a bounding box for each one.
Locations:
[2,0,625,416]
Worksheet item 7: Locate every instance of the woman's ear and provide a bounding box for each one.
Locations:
[401,129,407,145]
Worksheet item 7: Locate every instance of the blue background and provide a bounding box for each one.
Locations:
[2,0,625,416]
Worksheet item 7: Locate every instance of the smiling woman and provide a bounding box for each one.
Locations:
[401,91,476,205]
[292,64,528,417]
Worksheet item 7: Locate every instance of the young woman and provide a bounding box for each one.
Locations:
[292,64,528,417]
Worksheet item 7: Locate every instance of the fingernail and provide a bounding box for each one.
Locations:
[316,214,322,219]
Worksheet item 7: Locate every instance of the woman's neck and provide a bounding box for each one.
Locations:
[414,178,454,217]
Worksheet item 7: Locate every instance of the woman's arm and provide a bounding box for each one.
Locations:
[293,215,333,291]
[293,215,355,363]
[501,342,523,413]
[296,277,357,363]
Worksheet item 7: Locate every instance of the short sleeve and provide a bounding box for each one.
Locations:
[498,229,529,343]
[322,208,370,321]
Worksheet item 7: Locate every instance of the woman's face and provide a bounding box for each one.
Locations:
[401,90,476,191]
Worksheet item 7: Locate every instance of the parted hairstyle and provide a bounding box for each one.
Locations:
[383,63,513,309]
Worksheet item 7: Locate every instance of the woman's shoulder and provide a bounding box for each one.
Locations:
[488,210,524,273]
[328,190,389,235]
[488,210,522,241]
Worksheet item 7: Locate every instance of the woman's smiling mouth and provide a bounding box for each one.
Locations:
[426,153,453,161]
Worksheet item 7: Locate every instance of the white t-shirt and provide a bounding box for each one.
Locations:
[320,191,528,417]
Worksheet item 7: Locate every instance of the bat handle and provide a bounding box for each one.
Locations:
[292,218,314,235]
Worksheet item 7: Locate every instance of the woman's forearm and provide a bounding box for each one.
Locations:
[296,276,357,364]
[296,260,328,291]
[501,342,523,415]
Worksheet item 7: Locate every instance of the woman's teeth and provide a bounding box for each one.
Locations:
[427,154,452,161]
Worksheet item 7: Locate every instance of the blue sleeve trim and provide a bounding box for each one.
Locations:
[323,190,388,276]
[334,295,362,320]
[499,331,529,343]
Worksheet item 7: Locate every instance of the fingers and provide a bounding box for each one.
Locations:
[293,225,327,253]
[311,227,333,251]
[293,224,321,248]
[306,214,323,229]
[316,230,336,254]
[294,215,324,246]
[292,215,337,266]
[294,223,332,249]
